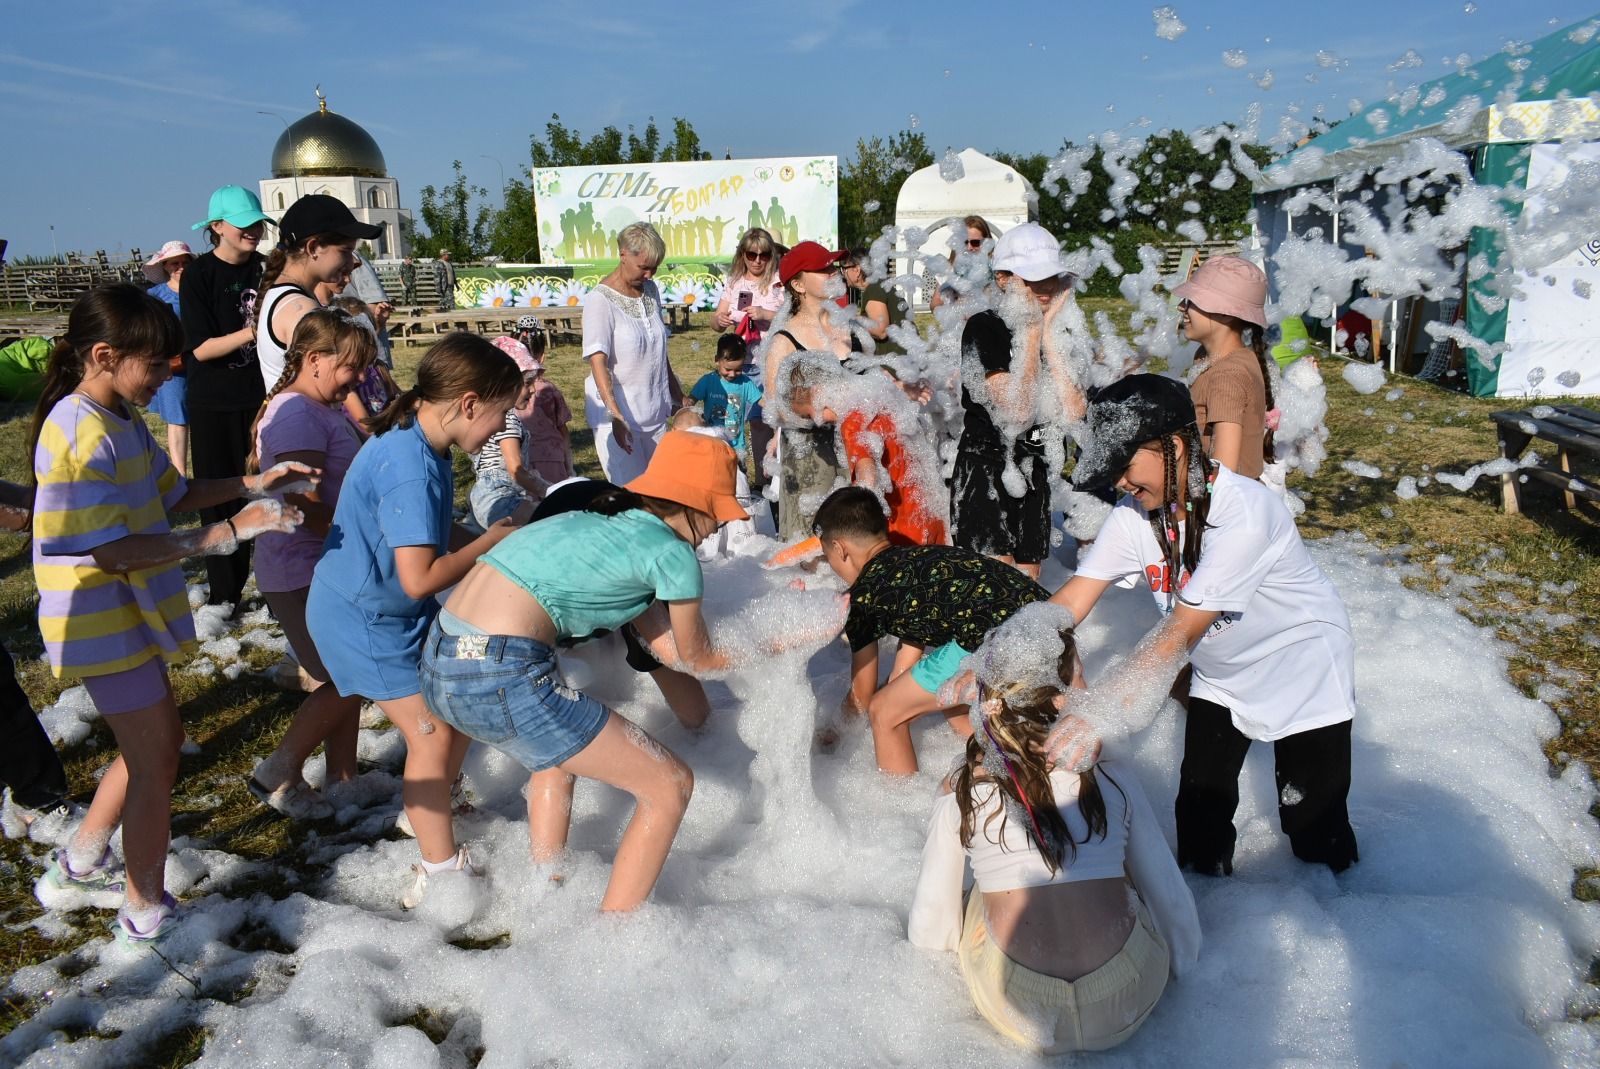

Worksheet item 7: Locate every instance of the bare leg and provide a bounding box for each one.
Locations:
[94,691,183,910]
[866,669,952,775]
[527,768,576,861]
[254,684,363,789]
[166,425,189,479]
[382,693,469,865]
[532,712,694,911]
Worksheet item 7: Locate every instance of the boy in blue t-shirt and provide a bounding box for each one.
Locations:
[689,335,763,456]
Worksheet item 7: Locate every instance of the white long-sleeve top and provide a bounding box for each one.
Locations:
[907,758,1201,977]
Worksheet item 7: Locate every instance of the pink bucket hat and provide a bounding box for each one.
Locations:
[1172,255,1267,328]
[492,335,542,374]
[142,240,194,284]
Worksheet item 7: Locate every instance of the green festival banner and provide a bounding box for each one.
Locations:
[532,156,839,267]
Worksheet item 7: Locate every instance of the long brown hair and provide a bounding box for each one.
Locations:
[247,308,379,472]
[1198,313,1278,462]
[365,332,523,437]
[955,627,1109,875]
[27,284,184,480]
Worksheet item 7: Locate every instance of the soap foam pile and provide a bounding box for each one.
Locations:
[3,541,1596,1068]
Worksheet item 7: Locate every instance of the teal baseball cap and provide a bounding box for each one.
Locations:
[192,185,271,231]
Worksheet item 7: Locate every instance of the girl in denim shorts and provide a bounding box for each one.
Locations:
[420,431,754,912]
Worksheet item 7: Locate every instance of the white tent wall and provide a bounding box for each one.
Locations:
[891,148,1034,305]
[1497,141,1600,398]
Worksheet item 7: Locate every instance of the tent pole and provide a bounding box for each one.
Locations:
[1330,189,1340,354]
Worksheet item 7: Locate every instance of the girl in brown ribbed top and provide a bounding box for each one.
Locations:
[1172,256,1276,479]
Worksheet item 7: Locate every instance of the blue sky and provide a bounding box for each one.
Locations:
[2,0,1595,258]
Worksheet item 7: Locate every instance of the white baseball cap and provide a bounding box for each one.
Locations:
[991,222,1070,282]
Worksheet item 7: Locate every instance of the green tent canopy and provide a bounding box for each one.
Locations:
[1256,13,1600,397]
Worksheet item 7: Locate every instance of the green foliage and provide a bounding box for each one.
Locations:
[838,130,934,249]
[414,160,489,260]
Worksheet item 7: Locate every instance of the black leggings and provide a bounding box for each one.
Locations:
[187,408,255,607]
[1175,697,1358,875]
[0,645,68,810]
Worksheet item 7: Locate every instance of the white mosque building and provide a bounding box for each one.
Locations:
[258,96,411,258]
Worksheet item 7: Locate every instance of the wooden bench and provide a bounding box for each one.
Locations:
[1489,404,1600,514]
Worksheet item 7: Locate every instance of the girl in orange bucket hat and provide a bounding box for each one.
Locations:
[417,431,812,911]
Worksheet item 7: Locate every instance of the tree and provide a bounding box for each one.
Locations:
[838,130,934,249]
[416,160,489,259]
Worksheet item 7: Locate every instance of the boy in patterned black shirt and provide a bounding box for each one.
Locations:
[815,487,1047,774]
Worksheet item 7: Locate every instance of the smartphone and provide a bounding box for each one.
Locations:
[736,290,753,311]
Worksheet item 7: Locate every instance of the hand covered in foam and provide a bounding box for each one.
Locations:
[252,461,322,499]
[231,498,304,541]
[1041,713,1103,774]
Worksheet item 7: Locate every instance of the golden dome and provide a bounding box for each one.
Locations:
[270,99,387,179]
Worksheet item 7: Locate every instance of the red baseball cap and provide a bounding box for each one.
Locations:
[778,241,845,285]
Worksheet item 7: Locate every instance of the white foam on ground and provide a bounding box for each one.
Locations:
[2,539,1596,1068]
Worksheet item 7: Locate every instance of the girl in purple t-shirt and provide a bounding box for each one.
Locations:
[246,308,377,819]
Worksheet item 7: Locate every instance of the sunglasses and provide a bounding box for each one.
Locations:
[965,239,985,249]
[744,249,772,261]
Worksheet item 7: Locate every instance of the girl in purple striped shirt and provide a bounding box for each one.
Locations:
[29,284,314,948]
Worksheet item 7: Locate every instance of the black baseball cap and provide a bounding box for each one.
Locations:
[1071,374,1197,491]
[279,194,382,246]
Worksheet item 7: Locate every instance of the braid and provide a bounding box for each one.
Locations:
[1182,427,1214,576]
[1146,435,1183,601]
[246,346,308,475]
[1248,328,1277,462]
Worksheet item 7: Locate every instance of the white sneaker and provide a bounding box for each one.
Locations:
[247,775,334,821]
[400,847,479,909]
[114,892,178,951]
[35,847,127,910]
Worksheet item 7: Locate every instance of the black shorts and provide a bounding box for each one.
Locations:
[950,443,1052,565]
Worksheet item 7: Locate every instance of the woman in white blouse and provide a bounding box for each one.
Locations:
[583,223,684,484]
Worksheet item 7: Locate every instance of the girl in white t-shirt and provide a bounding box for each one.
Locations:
[1054,374,1358,875]
[909,606,1199,1054]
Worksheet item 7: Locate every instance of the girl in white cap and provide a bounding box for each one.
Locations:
[142,241,194,475]
[950,222,1083,579]
[1172,255,1276,479]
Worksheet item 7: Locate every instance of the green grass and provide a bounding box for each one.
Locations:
[0,308,1596,1061]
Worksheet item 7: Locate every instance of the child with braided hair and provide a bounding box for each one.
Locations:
[1052,374,1358,876]
[908,604,1198,1054]
[246,308,378,819]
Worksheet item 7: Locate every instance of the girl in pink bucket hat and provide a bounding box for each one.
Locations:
[1172,255,1277,480]
[142,241,195,474]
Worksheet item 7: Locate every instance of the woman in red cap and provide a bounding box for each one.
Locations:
[419,431,796,911]
[763,240,859,540]
[1172,255,1276,479]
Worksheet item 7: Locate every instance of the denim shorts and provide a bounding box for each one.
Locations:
[469,467,527,529]
[418,624,608,772]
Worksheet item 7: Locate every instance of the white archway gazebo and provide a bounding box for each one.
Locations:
[893,148,1034,304]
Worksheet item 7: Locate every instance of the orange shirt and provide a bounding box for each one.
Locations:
[839,410,949,547]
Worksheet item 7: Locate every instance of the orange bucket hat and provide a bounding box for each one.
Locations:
[626,431,749,523]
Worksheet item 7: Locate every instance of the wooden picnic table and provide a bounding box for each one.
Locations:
[1489,403,1600,514]
[0,314,68,345]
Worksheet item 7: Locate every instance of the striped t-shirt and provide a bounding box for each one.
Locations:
[33,394,195,679]
[470,410,526,477]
